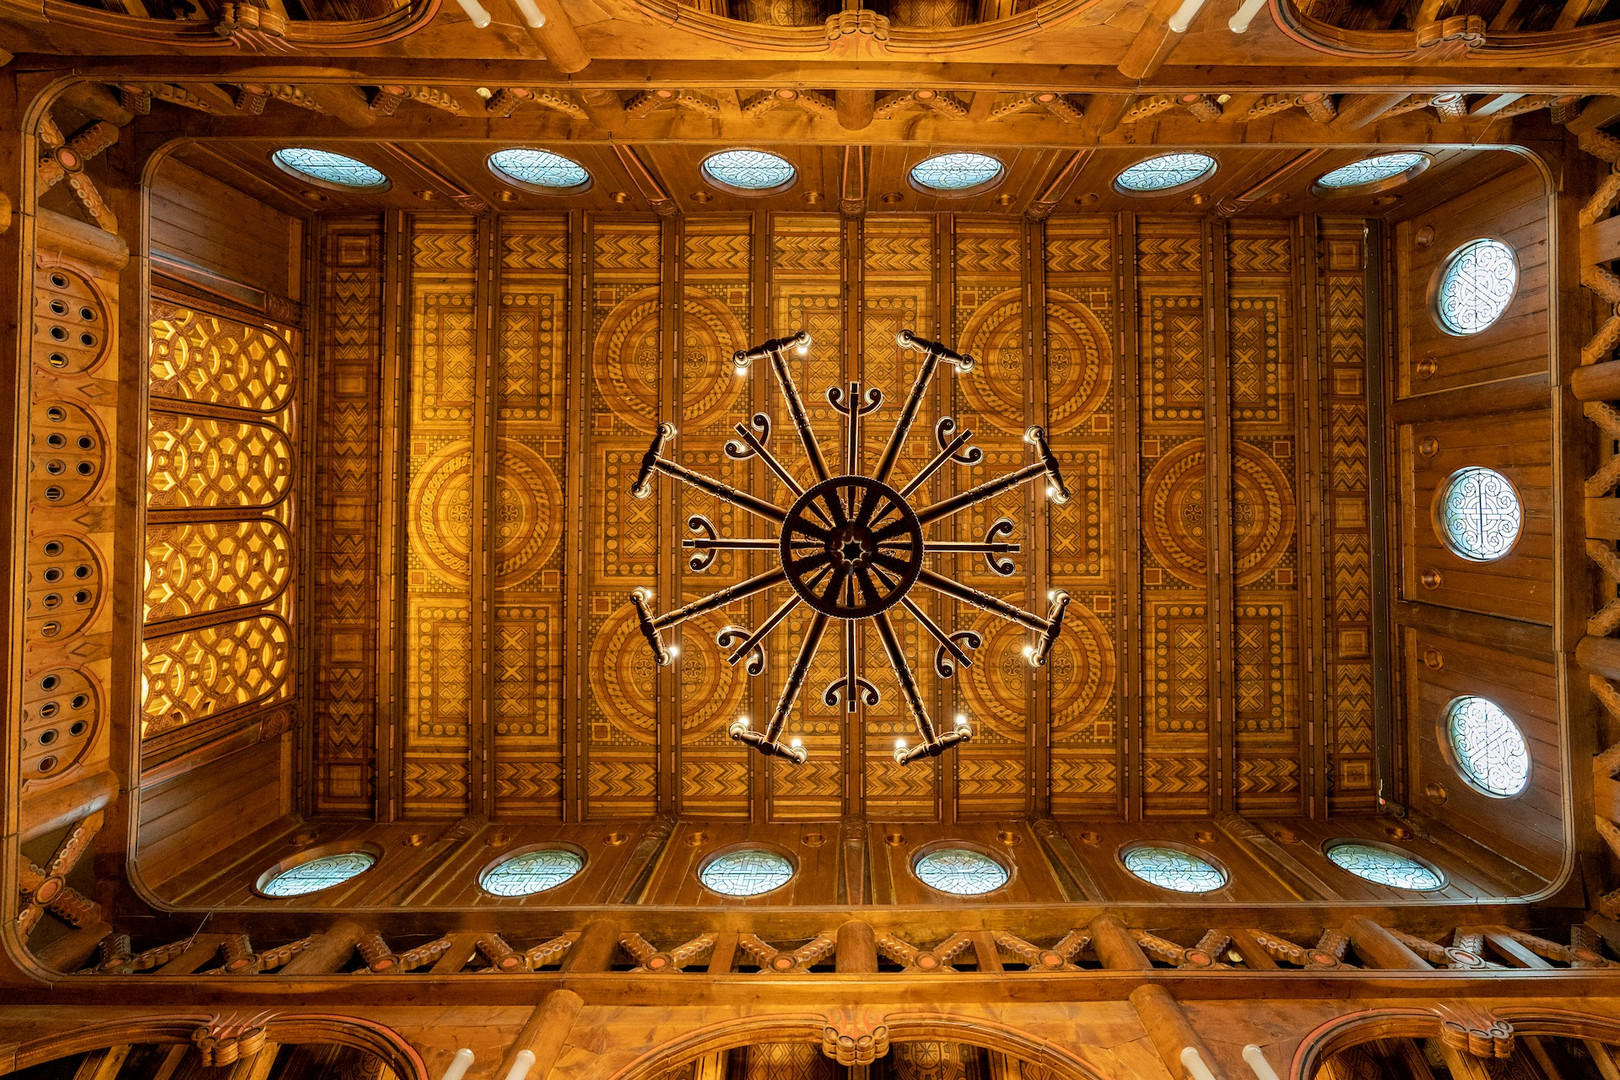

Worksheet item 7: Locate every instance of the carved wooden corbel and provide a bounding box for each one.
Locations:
[1413,13,1485,55]
[824,9,890,38]
[193,1012,275,1067]
[1435,1004,1514,1059]
[821,1007,889,1066]
[214,3,298,52]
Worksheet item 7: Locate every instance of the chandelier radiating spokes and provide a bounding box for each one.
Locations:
[627,329,1072,766]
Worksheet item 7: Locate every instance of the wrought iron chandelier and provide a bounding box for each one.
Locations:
[627,329,1072,766]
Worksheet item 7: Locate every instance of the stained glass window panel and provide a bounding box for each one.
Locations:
[1436,238,1517,334]
[261,851,377,896]
[489,148,591,190]
[1114,153,1217,193]
[910,152,1005,192]
[1446,696,1530,796]
[1438,466,1521,561]
[1122,846,1226,893]
[480,848,585,896]
[1325,842,1443,890]
[1315,152,1429,190]
[913,848,1009,895]
[701,150,796,192]
[271,148,388,189]
[699,848,794,896]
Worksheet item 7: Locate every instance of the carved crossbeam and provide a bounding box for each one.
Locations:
[619,932,716,972]
[741,88,837,119]
[992,929,1090,971]
[873,89,969,120]
[736,933,838,973]
[874,931,975,972]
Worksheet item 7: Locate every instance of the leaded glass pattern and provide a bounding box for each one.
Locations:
[261,851,376,896]
[1315,152,1428,190]
[910,152,1004,192]
[699,848,794,896]
[1438,466,1521,561]
[271,148,389,189]
[1325,842,1443,890]
[913,847,1009,895]
[1122,846,1226,893]
[480,848,585,896]
[489,148,590,190]
[1435,238,1517,334]
[701,150,796,192]
[1114,153,1217,193]
[1446,696,1530,796]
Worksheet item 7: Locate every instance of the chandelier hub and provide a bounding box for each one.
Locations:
[781,475,923,620]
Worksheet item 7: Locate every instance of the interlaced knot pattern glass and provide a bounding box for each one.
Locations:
[489,148,590,190]
[914,847,1009,895]
[910,153,1005,192]
[1315,152,1428,189]
[1446,696,1530,796]
[480,848,585,896]
[1122,846,1226,893]
[1439,466,1521,561]
[261,851,377,896]
[1326,843,1443,890]
[702,150,797,191]
[699,848,794,896]
[1436,238,1517,334]
[272,148,388,189]
[1114,153,1217,193]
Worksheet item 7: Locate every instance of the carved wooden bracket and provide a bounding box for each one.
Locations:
[1413,14,1485,55]
[824,10,890,38]
[737,932,837,973]
[874,931,974,973]
[1435,1003,1514,1059]
[620,932,716,972]
[193,1012,275,1066]
[821,1007,889,1065]
[215,3,299,52]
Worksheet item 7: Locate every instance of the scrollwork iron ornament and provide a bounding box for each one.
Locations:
[628,329,1072,766]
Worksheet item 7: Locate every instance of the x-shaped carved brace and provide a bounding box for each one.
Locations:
[1135,928,1233,969]
[18,859,101,932]
[1389,927,1503,970]
[1244,927,1354,970]
[17,809,102,938]
[741,88,837,119]
[737,932,838,973]
[992,929,1090,971]
[989,92,1084,124]
[37,116,120,234]
[620,932,716,973]
[874,931,975,973]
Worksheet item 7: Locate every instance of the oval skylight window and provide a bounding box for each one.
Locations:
[698,848,794,897]
[1325,841,1443,891]
[1114,153,1217,195]
[1121,845,1226,893]
[910,152,1005,194]
[1445,696,1530,797]
[913,847,1009,895]
[271,148,389,190]
[1314,152,1430,192]
[1434,238,1517,335]
[479,847,585,896]
[701,150,796,194]
[259,850,377,897]
[1436,466,1521,561]
[489,148,591,192]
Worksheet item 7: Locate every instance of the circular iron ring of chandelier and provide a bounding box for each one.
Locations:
[626,329,1072,768]
[782,476,924,619]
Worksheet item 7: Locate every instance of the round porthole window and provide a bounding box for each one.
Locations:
[488,148,591,193]
[479,846,586,896]
[1435,466,1521,562]
[701,150,797,195]
[913,846,1009,895]
[1433,238,1517,335]
[1121,844,1227,893]
[1114,153,1217,195]
[698,847,795,897]
[909,152,1005,195]
[257,847,379,897]
[1313,152,1431,195]
[1444,696,1530,797]
[271,148,390,191]
[1324,841,1443,891]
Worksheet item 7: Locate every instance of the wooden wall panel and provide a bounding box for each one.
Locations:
[1044,218,1121,817]
[1395,163,1549,400]
[1321,221,1377,813]
[584,219,664,818]
[1227,219,1304,816]
[137,738,286,889]
[150,160,301,301]
[402,215,478,816]
[492,215,570,816]
[311,218,384,815]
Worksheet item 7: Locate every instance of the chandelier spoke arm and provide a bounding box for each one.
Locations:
[646,567,789,639]
[899,594,973,675]
[729,608,829,764]
[735,333,833,485]
[724,592,802,668]
[898,421,977,499]
[653,457,789,526]
[914,567,1048,633]
[875,608,972,766]
[926,518,1020,577]
[727,419,805,499]
[912,460,1048,529]
[874,330,977,486]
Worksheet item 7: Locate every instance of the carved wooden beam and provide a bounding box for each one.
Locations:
[57,83,135,126]
[529,0,591,73]
[1083,94,1131,135]
[1117,0,1186,80]
[1330,91,1413,130]
[298,84,376,127]
[836,88,875,130]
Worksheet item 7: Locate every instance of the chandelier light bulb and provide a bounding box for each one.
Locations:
[1166,0,1207,32]
[790,736,803,749]
[1228,0,1267,31]
[794,335,813,357]
[1022,643,1035,659]
[737,715,750,729]
[667,644,680,659]
[454,0,493,27]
